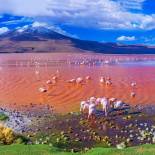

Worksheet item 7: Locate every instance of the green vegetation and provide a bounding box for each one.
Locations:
[29,112,155,152]
[0,111,155,155]
[0,144,155,155]
[0,126,28,145]
[30,113,114,152]
[85,145,155,155]
[0,113,8,121]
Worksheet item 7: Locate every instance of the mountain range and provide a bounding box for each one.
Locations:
[0,26,155,54]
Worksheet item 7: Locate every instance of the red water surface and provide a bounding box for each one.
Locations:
[0,53,155,113]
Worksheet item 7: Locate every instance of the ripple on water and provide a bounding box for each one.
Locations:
[0,54,155,113]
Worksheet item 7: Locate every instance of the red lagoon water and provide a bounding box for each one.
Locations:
[0,53,155,113]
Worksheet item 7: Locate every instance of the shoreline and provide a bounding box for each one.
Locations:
[1,103,155,152]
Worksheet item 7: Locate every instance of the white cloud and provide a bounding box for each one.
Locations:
[1,17,32,25]
[117,35,136,41]
[117,0,146,10]
[0,0,154,30]
[0,27,9,35]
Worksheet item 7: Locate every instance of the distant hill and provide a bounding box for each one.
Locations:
[0,25,155,54]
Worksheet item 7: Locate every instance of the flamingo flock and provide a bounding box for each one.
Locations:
[39,74,115,90]
[39,75,113,94]
[38,73,137,117]
[39,74,136,95]
[80,96,129,119]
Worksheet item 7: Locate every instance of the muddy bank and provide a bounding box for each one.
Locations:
[18,105,155,152]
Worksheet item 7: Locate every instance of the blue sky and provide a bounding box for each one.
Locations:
[0,0,155,45]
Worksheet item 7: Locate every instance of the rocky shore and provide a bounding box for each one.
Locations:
[0,103,54,134]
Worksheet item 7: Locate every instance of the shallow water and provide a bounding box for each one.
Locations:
[0,53,155,113]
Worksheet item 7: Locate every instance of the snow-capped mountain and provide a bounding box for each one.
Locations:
[1,25,70,41]
[0,25,155,54]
